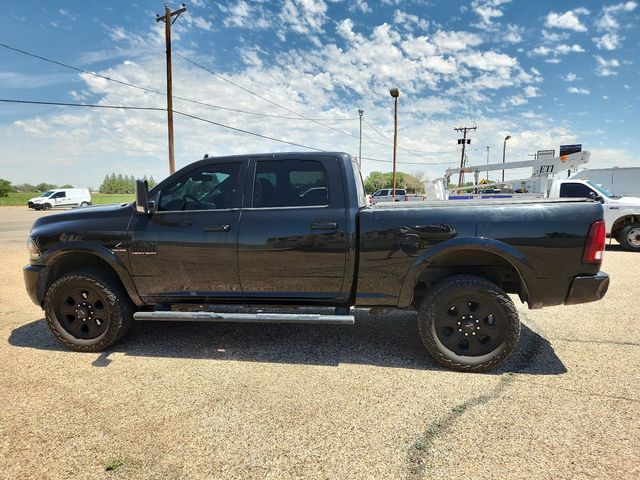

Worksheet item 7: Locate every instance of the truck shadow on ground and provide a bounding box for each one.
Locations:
[9,312,565,375]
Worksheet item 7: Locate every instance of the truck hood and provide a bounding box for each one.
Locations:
[31,202,133,230]
[608,196,640,206]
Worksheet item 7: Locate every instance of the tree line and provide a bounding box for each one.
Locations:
[99,174,157,194]
[363,170,427,194]
[0,179,74,197]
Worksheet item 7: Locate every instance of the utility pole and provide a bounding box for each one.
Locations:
[390,88,399,199]
[454,126,477,187]
[156,3,187,175]
[501,135,511,182]
[358,109,364,171]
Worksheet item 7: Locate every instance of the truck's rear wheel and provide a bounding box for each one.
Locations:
[619,222,640,251]
[417,275,520,372]
[43,268,134,352]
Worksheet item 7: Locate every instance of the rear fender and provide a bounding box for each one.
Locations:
[397,237,539,308]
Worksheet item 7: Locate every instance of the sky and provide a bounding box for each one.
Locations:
[0,0,639,188]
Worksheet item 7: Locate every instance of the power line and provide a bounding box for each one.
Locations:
[0,42,355,122]
[0,98,164,111]
[2,97,459,167]
[174,51,365,140]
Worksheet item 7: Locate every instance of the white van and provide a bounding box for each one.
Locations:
[28,188,92,210]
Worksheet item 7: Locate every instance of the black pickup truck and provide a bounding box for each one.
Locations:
[24,152,610,371]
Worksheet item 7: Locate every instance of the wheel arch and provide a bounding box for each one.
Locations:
[398,237,539,309]
[610,214,640,238]
[40,245,143,307]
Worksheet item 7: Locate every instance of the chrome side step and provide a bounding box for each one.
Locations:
[133,311,355,325]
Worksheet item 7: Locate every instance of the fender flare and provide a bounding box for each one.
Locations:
[397,237,540,308]
[40,242,143,306]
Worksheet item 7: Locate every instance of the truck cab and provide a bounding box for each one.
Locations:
[549,179,640,251]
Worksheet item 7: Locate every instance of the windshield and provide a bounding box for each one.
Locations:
[41,191,54,197]
[586,181,615,198]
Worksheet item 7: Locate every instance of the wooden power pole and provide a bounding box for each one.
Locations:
[454,126,477,187]
[156,3,187,175]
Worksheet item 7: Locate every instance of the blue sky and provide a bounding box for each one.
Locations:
[0,0,638,188]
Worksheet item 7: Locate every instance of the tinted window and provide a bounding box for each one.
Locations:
[158,162,241,211]
[253,159,328,208]
[52,192,65,198]
[559,183,594,198]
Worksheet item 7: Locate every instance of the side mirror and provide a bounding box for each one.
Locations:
[135,180,150,214]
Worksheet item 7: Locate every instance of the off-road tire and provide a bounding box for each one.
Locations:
[417,274,520,372]
[43,268,135,352]
[619,222,640,252]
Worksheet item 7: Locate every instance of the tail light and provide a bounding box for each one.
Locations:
[583,220,605,264]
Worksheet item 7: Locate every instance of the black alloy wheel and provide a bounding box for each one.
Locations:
[44,268,134,351]
[418,274,520,372]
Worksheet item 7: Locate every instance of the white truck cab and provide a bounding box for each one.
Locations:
[548,179,640,251]
[28,188,92,211]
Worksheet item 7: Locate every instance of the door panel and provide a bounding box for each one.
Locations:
[238,156,348,299]
[129,160,246,300]
[130,210,241,299]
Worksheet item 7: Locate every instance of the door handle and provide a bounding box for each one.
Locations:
[310,221,338,230]
[204,224,231,232]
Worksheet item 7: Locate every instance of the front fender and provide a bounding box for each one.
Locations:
[397,237,539,308]
[38,242,143,306]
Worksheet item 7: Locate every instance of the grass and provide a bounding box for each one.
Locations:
[105,458,124,472]
[0,192,134,207]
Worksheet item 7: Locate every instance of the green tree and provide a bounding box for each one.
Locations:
[363,171,425,194]
[0,178,12,197]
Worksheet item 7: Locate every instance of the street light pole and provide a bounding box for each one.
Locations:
[486,146,490,182]
[390,88,399,200]
[502,135,511,183]
[358,109,364,171]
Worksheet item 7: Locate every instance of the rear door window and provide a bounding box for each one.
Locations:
[253,159,328,208]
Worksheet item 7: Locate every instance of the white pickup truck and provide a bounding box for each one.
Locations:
[27,188,92,210]
[548,179,640,251]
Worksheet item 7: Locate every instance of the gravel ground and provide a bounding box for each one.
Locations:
[0,207,638,479]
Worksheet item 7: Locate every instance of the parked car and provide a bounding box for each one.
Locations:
[24,152,609,372]
[28,188,92,210]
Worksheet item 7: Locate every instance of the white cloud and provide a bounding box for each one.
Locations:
[593,32,620,50]
[592,2,637,50]
[596,1,637,31]
[220,1,272,29]
[432,30,483,53]
[530,43,585,57]
[567,87,590,94]
[523,86,540,97]
[594,55,620,76]
[393,10,429,31]
[545,8,590,32]
[502,24,524,43]
[349,0,371,14]
[460,51,517,70]
[279,0,328,35]
[471,0,511,26]
[563,72,578,81]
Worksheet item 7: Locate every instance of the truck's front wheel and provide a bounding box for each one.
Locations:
[417,275,520,372]
[43,269,134,352]
[618,222,640,251]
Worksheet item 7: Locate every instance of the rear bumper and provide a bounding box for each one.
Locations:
[24,264,45,306]
[565,271,609,305]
